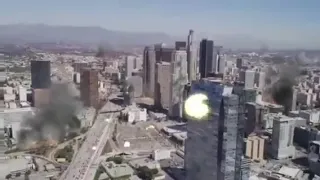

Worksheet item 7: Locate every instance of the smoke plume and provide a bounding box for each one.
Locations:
[270,64,299,114]
[18,83,81,148]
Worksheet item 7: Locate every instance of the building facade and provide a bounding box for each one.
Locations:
[80,68,99,108]
[185,79,243,180]
[199,39,214,78]
[31,60,51,89]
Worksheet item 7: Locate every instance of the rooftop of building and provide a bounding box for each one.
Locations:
[101,161,134,179]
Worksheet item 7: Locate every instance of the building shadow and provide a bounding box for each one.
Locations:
[110,98,124,106]
[292,157,309,168]
[162,167,185,180]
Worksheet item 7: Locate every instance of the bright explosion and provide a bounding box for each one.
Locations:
[184,93,210,120]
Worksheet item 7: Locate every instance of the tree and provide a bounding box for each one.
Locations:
[5,174,12,179]
[16,172,21,177]
[137,166,158,180]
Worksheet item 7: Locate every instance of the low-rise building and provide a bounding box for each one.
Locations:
[101,161,134,180]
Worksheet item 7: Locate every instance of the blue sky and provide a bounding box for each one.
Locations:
[0,0,320,48]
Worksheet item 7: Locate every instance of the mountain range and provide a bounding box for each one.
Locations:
[0,24,267,49]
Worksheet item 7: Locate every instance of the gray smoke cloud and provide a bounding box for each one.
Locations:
[18,83,81,148]
[270,64,299,114]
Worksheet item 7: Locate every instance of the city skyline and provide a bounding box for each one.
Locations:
[1,0,320,49]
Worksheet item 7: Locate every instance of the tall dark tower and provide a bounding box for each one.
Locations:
[31,60,51,89]
[80,68,99,108]
[199,39,214,78]
[31,60,51,107]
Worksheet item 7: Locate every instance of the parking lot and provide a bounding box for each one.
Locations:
[116,122,173,151]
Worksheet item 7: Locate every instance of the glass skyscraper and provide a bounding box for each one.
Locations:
[185,79,243,180]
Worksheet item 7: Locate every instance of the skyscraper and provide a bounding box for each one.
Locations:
[199,39,214,78]
[142,46,156,98]
[31,60,51,89]
[80,68,99,108]
[169,50,188,118]
[185,79,242,180]
[31,60,51,108]
[125,56,135,78]
[187,30,197,82]
[236,58,243,69]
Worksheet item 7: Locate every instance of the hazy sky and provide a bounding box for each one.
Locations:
[1,0,320,48]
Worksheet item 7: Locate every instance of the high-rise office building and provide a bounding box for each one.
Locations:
[218,54,225,74]
[169,50,188,118]
[244,70,255,89]
[80,68,99,108]
[271,114,295,159]
[236,58,243,69]
[155,62,171,109]
[142,46,156,98]
[31,60,51,89]
[213,46,223,73]
[233,82,256,180]
[125,56,135,78]
[175,41,187,50]
[187,30,197,82]
[73,62,88,73]
[185,79,243,180]
[199,39,214,78]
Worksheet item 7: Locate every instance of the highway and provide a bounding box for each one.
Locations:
[59,110,115,180]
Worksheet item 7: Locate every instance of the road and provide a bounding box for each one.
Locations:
[59,102,119,180]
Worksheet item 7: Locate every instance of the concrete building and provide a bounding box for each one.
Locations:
[125,105,147,123]
[73,62,88,73]
[257,71,266,91]
[289,88,298,112]
[236,58,243,69]
[175,41,187,50]
[0,107,35,142]
[125,56,135,78]
[168,50,188,118]
[18,86,27,102]
[32,89,50,108]
[271,114,295,159]
[299,109,320,125]
[152,149,171,161]
[244,70,255,89]
[185,79,243,180]
[245,134,266,163]
[217,54,225,74]
[309,141,320,176]
[126,76,143,98]
[101,161,134,179]
[186,30,197,82]
[80,68,99,108]
[155,62,171,109]
[73,72,81,84]
[246,102,266,135]
[143,46,156,98]
[31,60,51,89]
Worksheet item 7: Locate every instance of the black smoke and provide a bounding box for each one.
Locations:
[271,65,298,114]
[18,83,81,148]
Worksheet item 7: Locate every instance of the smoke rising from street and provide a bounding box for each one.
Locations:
[270,65,299,114]
[18,83,81,148]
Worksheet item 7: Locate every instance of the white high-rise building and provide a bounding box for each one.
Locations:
[271,114,295,159]
[125,56,135,78]
[258,72,266,90]
[244,70,255,89]
[169,50,187,117]
[18,86,27,102]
